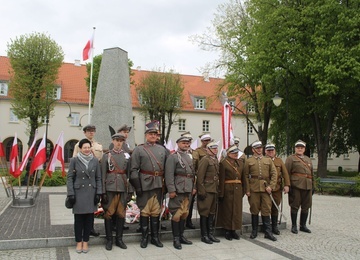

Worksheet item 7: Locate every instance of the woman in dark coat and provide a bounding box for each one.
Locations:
[67,139,102,253]
[217,144,246,240]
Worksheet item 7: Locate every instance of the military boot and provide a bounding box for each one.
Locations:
[150,216,163,247]
[231,230,240,240]
[224,230,232,241]
[299,212,311,233]
[291,212,298,234]
[104,219,113,250]
[271,215,280,235]
[208,214,220,243]
[140,216,149,248]
[179,219,192,245]
[262,216,277,241]
[200,216,212,244]
[250,214,259,239]
[115,217,127,249]
[171,220,182,250]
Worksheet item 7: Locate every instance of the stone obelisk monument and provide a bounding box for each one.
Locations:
[91,47,134,149]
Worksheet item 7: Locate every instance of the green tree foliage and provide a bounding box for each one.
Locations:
[7,32,64,147]
[193,0,360,177]
[85,55,134,106]
[136,70,184,144]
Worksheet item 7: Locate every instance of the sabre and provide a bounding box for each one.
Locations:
[264,183,287,221]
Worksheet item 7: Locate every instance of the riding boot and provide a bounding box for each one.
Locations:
[115,217,127,249]
[250,214,258,239]
[140,216,149,248]
[299,212,311,233]
[186,197,196,229]
[224,229,232,241]
[179,219,192,245]
[291,211,298,234]
[171,220,182,250]
[200,216,212,244]
[271,215,280,235]
[150,216,163,247]
[104,219,113,250]
[207,214,220,243]
[262,216,277,241]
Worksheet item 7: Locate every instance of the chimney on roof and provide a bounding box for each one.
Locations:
[136,66,141,71]
[203,72,210,82]
[74,59,81,66]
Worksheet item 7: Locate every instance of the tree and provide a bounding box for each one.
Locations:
[193,0,360,177]
[136,69,184,144]
[7,32,64,148]
[85,55,134,106]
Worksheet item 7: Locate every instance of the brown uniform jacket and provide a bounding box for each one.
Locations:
[196,155,219,197]
[285,154,314,190]
[244,156,278,193]
[73,140,103,161]
[267,156,291,192]
[192,147,207,172]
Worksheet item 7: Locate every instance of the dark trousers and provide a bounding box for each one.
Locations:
[74,213,94,242]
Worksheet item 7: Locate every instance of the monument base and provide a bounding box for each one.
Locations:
[12,196,35,208]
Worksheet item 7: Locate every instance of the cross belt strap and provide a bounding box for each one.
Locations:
[108,170,126,174]
[175,173,194,178]
[224,180,242,184]
[140,169,164,176]
[292,173,312,179]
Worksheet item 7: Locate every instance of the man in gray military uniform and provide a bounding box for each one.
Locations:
[101,133,131,250]
[130,125,169,248]
[165,135,196,250]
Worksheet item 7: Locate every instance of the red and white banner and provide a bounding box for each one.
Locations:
[82,32,94,61]
[14,130,38,178]
[46,132,65,177]
[30,133,47,175]
[221,101,232,150]
[9,133,18,177]
[0,136,5,158]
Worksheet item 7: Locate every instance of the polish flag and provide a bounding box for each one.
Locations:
[0,136,5,158]
[14,130,38,178]
[9,133,18,177]
[82,33,94,61]
[222,101,232,150]
[30,133,47,175]
[46,132,65,177]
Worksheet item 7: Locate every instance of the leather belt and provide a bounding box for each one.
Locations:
[224,180,242,184]
[175,173,194,178]
[292,173,312,179]
[140,169,164,176]
[108,170,126,174]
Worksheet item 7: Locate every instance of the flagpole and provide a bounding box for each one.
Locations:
[88,27,96,124]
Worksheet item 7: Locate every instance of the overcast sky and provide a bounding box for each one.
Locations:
[0,0,226,76]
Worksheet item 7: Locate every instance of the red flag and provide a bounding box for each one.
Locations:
[14,130,38,178]
[0,136,5,158]
[30,133,47,175]
[221,101,232,150]
[82,33,94,61]
[9,133,18,177]
[46,132,65,177]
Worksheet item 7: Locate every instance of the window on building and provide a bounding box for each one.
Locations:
[343,153,350,160]
[202,120,209,132]
[9,109,19,122]
[195,98,205,109]
[138,94,147,105]
[53,86,61,100]
[247,124,253,134]
[247,104,255,113]
[0,82,8,96]
[70,113,80,126]
[327,153,333,160]
[178,119,186,131]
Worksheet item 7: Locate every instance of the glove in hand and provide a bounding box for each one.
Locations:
[101,194,108,204]
[94,194,101,205]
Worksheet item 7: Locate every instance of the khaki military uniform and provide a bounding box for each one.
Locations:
[73,140,103,161]
[165,150,195,221]
[285,154,314,213]
[244,156,277,216]
[192,147,207,172]
[217,157,246,230]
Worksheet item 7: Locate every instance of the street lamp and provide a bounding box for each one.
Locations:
[78,113,90,130]
[272,91,290,155]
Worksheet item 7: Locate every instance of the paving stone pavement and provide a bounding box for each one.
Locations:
[0,184,359,259]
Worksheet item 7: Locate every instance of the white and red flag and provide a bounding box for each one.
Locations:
[30,133,47,175]
[0,136,5,158]
[221,101,233,151]
[14,130,38,178]
[82,32,94,61]
[9,133,18,177]
[46,132,65,177]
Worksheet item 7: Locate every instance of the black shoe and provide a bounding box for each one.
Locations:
[115,238,127,249]
[201,236,213,244]
[291,225,298,234]
[300,225,311,233]
[90,229,100,237]
[272,226,280,235]
[105,239,112,251]
[225,230,232,241]
[186,221,195,229]
[264,233,277,241]
[150,237,163,247]
[231,230,240,240]
[173,237,182,250]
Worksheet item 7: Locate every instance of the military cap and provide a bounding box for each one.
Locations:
[265,143,276,150]
[295,140,306,147]
[145,120,160,134]
[206,140,218,149]
[181,131,193,140]
[83,124,96,132]
[176,136,191,143]
[233,137,240,144]
[251,140,263,149]
[112,133,126,140]
[199,133,211,141]
[117,124,132,133]
[227,144,239,154]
